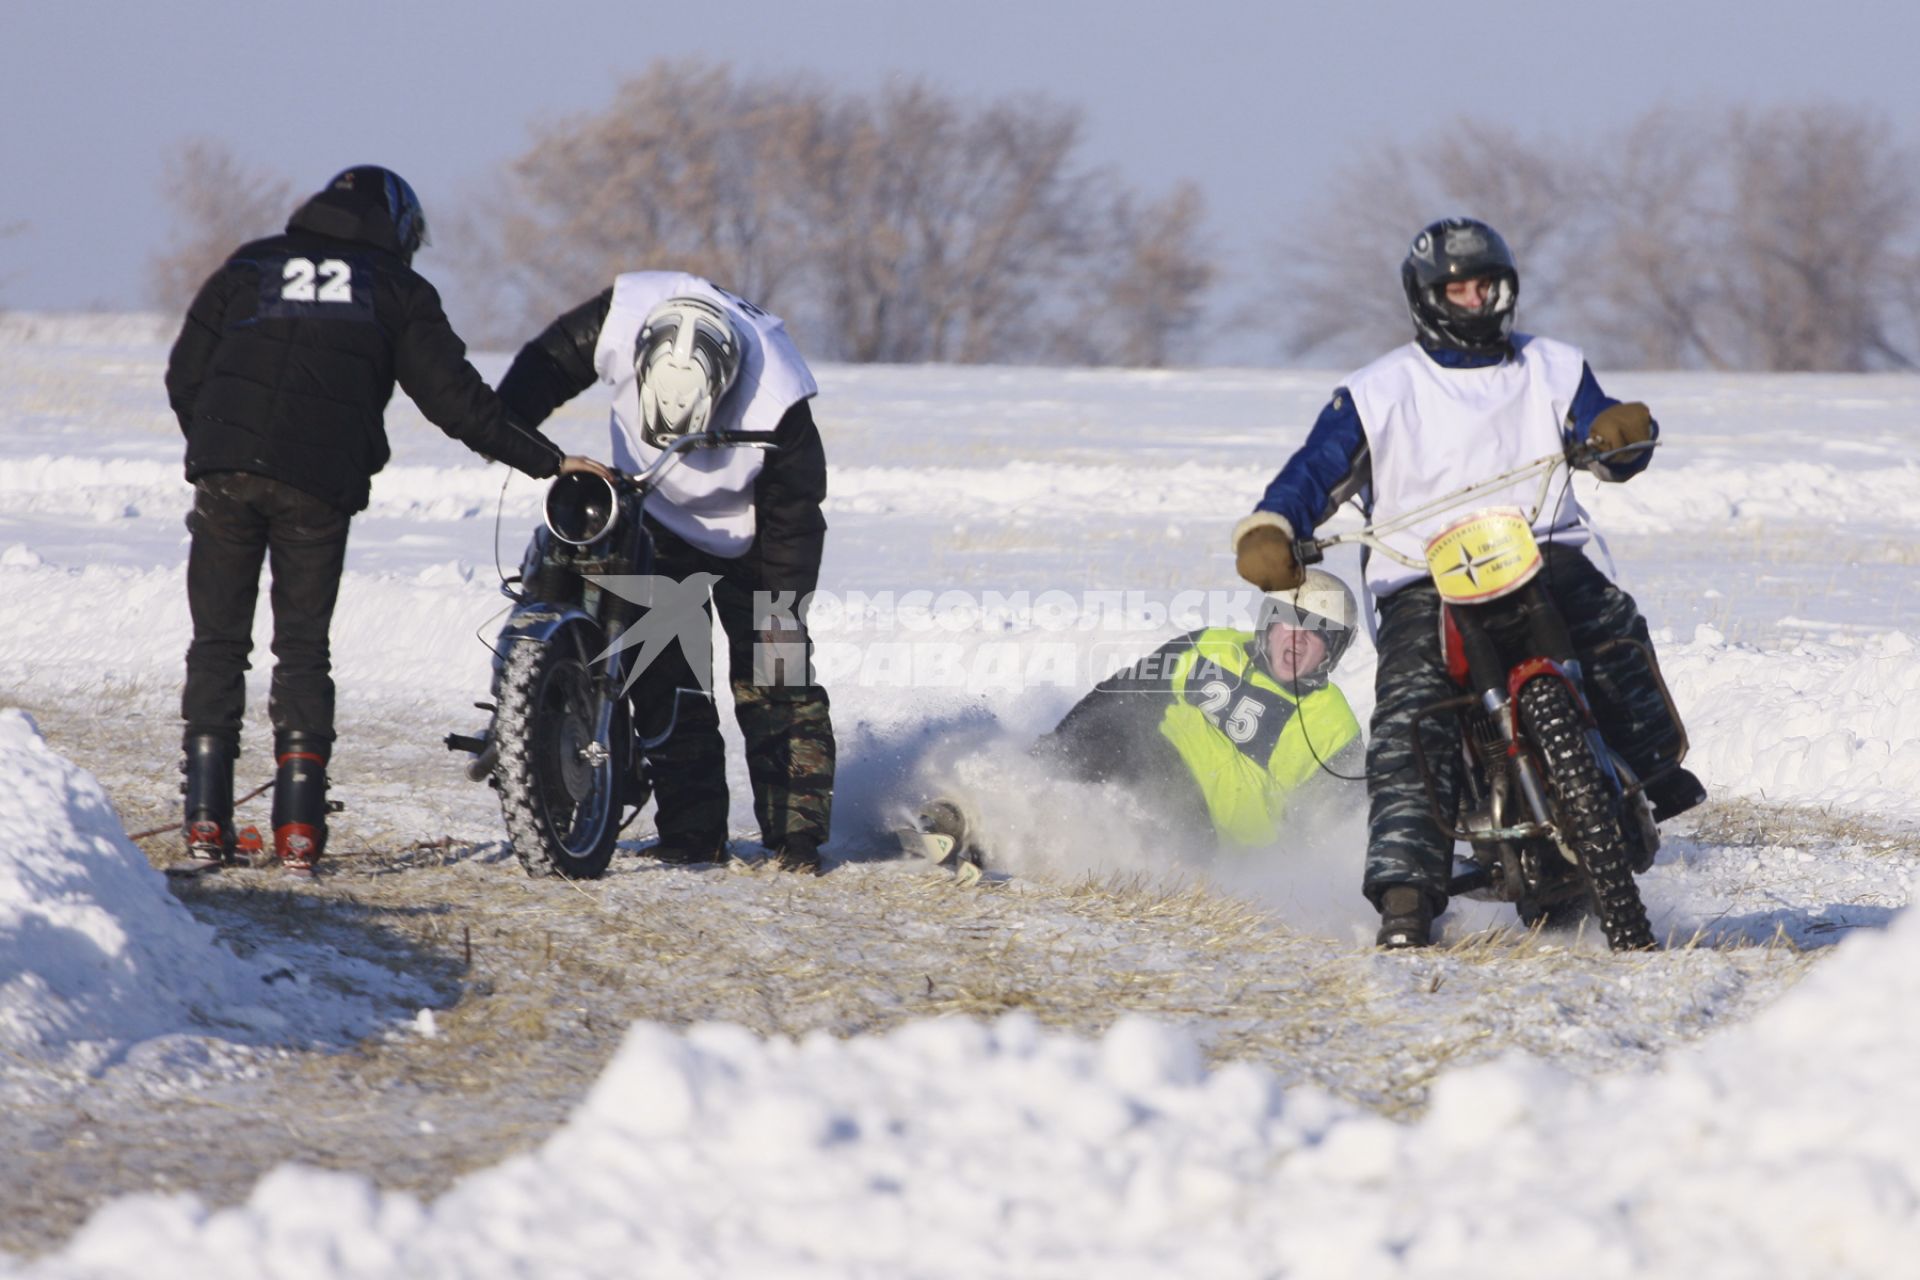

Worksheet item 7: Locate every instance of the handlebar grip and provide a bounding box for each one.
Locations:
[1295,539,1325,567]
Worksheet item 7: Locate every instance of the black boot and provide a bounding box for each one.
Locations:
[774,834,825,876]
[1376,885,1435,950]
[181,734,236,863]
[649,833,727,866]
[271,731,330,875]
[1646,767,1707,823]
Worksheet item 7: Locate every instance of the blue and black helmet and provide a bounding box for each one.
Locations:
[1401,217,1517,353]
[325,165,430,262]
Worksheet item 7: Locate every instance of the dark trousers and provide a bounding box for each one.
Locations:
[182,473,350,749]
[631,521,835,849]
[1035,691,1214,838]
[1364,543,1684,910]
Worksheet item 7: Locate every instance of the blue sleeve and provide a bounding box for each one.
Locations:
[1253,389,1368,538]
[1568,363,1657,478]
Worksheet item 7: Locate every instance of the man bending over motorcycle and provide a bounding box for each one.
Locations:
[1232,218,1705,949]
[496,274,834,875]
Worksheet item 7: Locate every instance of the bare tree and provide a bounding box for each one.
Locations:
[1057,181,1213,367]
[146,139,295,314]
[469,61,828,347]
[1266,121,1590,365]
[1573,107,1734,370]
[1714,104,1915,371]
[1279,104,1920,371]
[463,62,1214,365]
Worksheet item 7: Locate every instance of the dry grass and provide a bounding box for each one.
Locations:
[0,695,1834,1257]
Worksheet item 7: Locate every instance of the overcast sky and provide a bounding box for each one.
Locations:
[5,0,1917,314]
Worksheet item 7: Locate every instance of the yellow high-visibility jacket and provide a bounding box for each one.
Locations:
[1039,628,1362,847]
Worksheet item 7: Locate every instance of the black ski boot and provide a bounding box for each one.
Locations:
[181,733,236,864]
[1376,886,1435,950]
[271,731,330,875]
[1646,766,1707,823]
[649,833,728,866]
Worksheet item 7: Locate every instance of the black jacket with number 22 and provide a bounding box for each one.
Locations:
[166,182,562,515]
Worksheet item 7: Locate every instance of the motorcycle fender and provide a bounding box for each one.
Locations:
[1504,657,1594,739]
[497,604,600,648]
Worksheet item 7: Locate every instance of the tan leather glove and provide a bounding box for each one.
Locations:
[1232,514,1304,591]
[1589,402,1653,453]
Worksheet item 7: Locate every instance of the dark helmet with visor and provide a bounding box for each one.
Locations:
[1401,217,1518,353]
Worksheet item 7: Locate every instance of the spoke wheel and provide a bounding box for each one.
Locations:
[493,623,627,879]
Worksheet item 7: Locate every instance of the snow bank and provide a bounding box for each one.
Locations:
[1584,458,1920,533]
[24,902,1920,1278]
[0,714,431,1104]
[1665,627,1920,822]
[0,710,256,1083]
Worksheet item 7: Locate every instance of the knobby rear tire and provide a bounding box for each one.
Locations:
[493,627,624,880]
[1517,677,1657,951]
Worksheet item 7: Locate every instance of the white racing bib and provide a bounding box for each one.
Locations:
[1345,337,1592,599]
[593,271,818,557]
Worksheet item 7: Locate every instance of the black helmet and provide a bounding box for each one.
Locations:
[323,165,430,263]
[544,472,620,546]
[1401,218,1518,354]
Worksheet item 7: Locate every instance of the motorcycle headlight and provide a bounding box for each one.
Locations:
[544,473,620,547]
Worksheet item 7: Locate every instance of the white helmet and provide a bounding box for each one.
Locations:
[1255,569,1359,677]
[635,295,743,448]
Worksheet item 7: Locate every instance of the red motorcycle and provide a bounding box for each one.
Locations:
[1298,446,1689,950]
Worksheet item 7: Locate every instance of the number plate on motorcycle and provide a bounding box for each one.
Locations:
[1423,507,1543,603]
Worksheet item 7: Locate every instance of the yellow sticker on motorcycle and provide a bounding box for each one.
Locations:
[1423,507,1543,603]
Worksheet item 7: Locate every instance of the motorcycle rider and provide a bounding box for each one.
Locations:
[166,165,610,874]
[495,274,834,875]
[1232,217,1705,948]
[922,572,1364,864]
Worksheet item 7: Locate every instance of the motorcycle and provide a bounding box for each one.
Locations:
[446,434,736,879]
[1296,442,1689,951]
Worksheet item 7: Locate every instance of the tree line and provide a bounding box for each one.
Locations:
[147,70,1918,372]
[1274,104,1920,372]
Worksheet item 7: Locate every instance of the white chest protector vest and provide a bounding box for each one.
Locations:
[593,271,818,557]
[1345,337,1592,599]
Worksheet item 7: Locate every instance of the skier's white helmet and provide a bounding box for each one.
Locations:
[1255,569,1359,677]
[635,295,743,449]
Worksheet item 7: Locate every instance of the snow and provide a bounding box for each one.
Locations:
[3,316,1920,1273]
[0,709,452,1110]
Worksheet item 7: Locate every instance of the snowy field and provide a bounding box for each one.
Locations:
[1,312,1918,1275]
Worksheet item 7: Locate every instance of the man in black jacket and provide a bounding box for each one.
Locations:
[166,164,608,874]
[495,274,834,875]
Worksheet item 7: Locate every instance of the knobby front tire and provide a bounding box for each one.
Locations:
[1517,677,1657,951]
[492,626,625,879]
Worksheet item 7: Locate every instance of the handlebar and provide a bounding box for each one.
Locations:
[620,429,766,493]
[1284,439,1660,572]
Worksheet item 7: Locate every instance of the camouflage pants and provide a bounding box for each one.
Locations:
[630,523,835,850]
[1365,543,1683,911]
